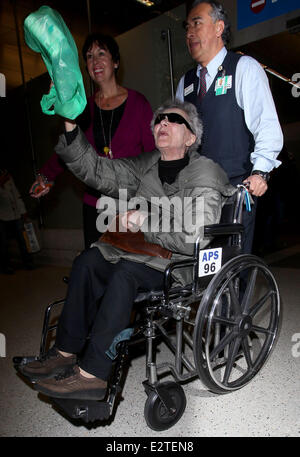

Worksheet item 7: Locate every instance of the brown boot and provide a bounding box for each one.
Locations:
[34,365,107,400]
[20,346,77,381]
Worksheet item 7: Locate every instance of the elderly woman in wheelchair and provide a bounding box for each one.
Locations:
[16,99,280,430]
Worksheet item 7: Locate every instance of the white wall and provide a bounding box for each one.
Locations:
[116,5,191,109]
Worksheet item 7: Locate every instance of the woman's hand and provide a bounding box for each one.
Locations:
[29,175,52,198]
[64,119,77,132]
[121,210,147,232]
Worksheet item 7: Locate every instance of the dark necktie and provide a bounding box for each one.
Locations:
[198,67,208,100]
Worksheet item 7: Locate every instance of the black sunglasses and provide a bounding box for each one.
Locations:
[154,112,194,133]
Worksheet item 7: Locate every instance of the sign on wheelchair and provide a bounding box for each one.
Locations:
[198,247,222,277]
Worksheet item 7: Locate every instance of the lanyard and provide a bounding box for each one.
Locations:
[237,184,252,212]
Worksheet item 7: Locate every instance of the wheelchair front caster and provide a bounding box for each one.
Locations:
[144,381,186,431]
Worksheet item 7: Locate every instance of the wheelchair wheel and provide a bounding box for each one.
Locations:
[144,382,186,431]
[193,255,280,394]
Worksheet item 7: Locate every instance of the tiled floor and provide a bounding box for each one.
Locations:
[0,245,299,437]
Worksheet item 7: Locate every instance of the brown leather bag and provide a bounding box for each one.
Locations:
[99,215,172,259]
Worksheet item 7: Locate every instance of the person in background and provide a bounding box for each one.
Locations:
[30,33,155,248]
[0,168,34,274]
[176,0,283,254]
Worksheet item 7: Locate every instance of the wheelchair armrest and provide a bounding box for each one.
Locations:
[204,223,244,237]
[162,222,244,303]
[163,259,196,302]
[134,260,195,306]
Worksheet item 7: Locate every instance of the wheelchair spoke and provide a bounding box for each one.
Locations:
[241,337,253,369]
[222,336,242,385]
[228,280,241,316]
[252,324,275,336]
[212,316,235,326]
[209,329,236,360]
[241,267,258,314]
[249,290,274,318]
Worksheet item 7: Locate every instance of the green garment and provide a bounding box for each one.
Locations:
[24,5,86,119]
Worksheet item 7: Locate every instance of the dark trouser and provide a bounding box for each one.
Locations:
[239,197,257,255]
[0,218,32,269]
[56,247,164,380]
[230,176,258,255]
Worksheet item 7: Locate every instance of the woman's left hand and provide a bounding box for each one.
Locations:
[64,119,77,132]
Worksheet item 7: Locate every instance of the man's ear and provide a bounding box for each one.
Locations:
[216,20,225,38]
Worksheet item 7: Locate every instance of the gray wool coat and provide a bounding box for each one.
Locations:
[55,128,236,285]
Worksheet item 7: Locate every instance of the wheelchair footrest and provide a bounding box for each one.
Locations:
[51,398,111,423]
[13,356,39,367]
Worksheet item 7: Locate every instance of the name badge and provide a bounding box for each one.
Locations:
[215,75,232,95]
[184,83,194,96]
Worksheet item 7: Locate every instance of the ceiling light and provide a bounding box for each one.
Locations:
[135,0,155,6]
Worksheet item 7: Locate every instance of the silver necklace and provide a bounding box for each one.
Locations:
[99,107,114,158]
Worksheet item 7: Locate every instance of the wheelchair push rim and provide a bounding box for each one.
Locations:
[193,255,280,394]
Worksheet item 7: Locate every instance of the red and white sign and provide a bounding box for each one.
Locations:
[250,0,266,14]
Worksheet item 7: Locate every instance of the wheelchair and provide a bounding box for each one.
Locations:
[13,186,280,431]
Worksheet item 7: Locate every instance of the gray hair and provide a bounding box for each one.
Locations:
[189,1,231,46]
[151,99,203,153]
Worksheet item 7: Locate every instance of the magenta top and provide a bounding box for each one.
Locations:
[40,88,155,207]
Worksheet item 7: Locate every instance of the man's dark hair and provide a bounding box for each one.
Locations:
[82,33,120,69]
[189,1,231,46]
